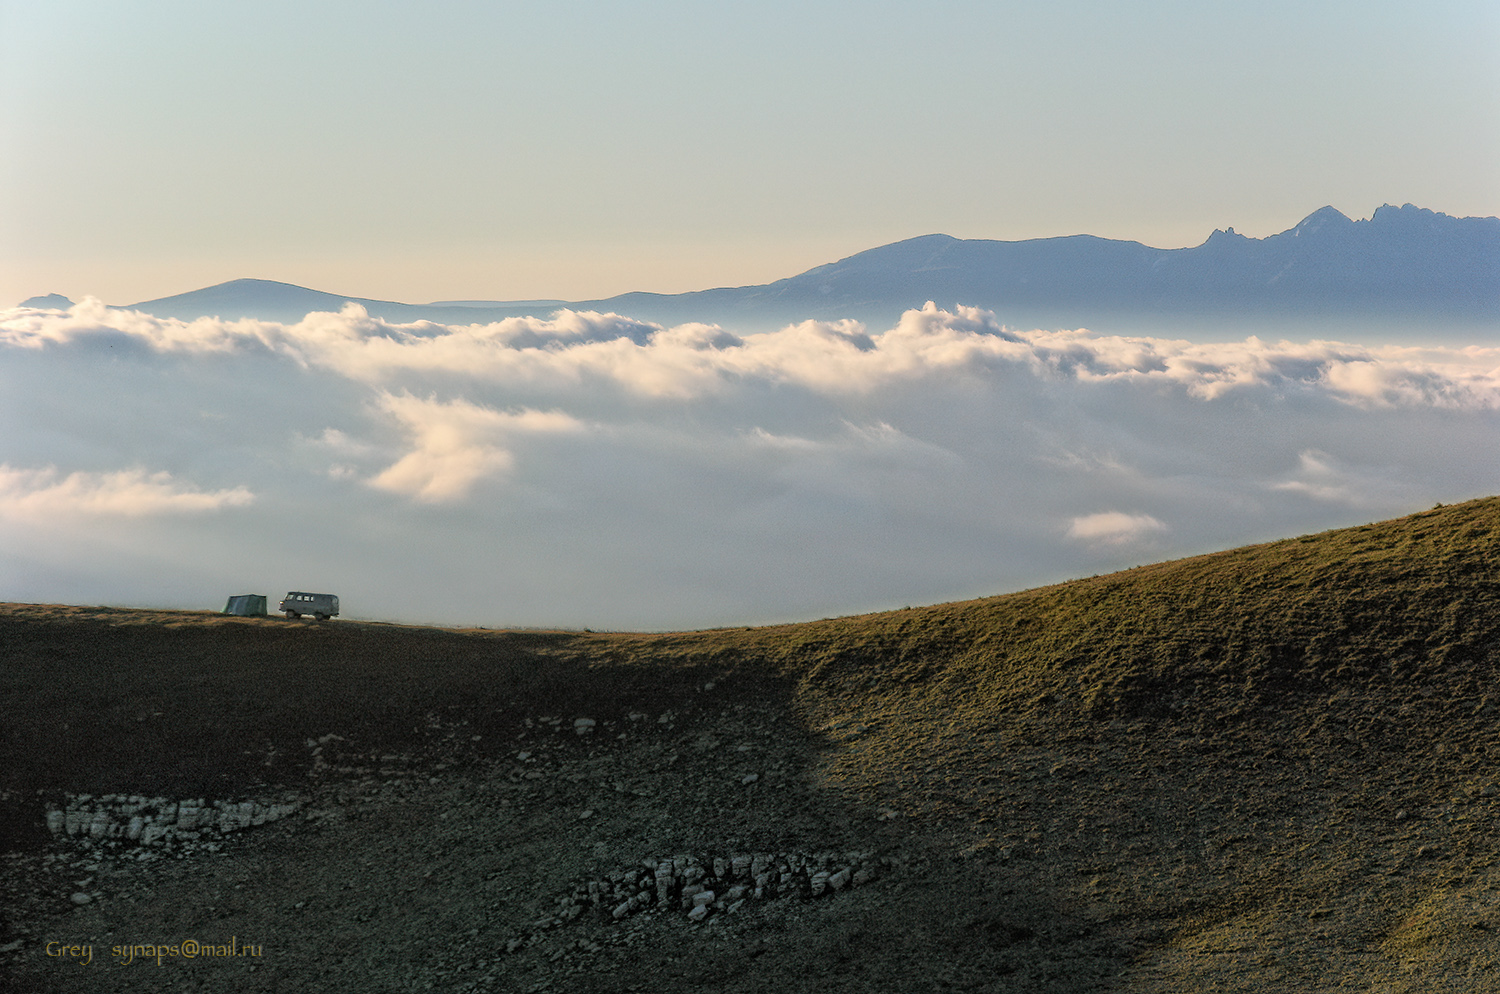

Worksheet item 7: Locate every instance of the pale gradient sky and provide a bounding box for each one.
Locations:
[3,0,1499,306]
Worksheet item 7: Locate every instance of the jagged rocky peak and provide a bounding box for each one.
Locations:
[1373,202,1433,218]
[1368,202,1454,230]
[1201,225,1250,246]
[1291,206,1354,236]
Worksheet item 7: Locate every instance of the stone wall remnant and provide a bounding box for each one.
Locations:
[44,793,303,845]
[534,849,894,936]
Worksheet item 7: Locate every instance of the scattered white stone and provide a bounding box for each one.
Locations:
[69,893,92,905]
[687,905,709,922]
[578,809,594,820]
[574,718,596,735]
[741,774,759,786]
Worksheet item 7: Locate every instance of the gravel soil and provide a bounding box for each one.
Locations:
[6,681,1498,993]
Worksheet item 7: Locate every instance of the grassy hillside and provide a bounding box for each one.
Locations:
[2,497,1498,992]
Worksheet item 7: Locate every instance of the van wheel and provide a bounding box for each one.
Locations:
[286,610,299,619]
[315,613,328,621]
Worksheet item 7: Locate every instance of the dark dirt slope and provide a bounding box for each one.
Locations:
[2,497,1498,993]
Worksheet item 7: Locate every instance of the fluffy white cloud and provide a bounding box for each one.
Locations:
[0,465,253,520]
[1317,352,1500,408]
[1067,511,1169,547]
[369,394,584,503]
[0,298,291,356]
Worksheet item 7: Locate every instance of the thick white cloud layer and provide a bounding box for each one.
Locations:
[2,299,1496,628]
[8,299,1500,408]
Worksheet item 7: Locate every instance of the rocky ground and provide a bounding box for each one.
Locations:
[4,693,989,993]
[6,679,1498,993]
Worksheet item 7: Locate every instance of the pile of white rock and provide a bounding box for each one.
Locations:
[44,793,303,844]
[548,850,889,927]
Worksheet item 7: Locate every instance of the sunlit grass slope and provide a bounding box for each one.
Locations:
[606,494,1499,733]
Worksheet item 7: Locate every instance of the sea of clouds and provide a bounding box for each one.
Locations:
[2,299,1496,629]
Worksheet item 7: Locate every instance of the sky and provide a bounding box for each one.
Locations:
[1,2,1498,629]
[2,1,1498,306]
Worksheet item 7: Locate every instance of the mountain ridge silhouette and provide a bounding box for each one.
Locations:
[30,204,1494,330]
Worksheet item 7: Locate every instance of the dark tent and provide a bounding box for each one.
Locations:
[223,594,268,616]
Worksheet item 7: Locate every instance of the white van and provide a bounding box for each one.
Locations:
[279,591,339,621]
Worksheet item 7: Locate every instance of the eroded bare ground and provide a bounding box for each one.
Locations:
[5,679,1499,993]
[1,684,1074,992]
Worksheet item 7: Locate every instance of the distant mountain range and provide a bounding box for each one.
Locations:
[588,204,1500,331]
[24,204,1500,332]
